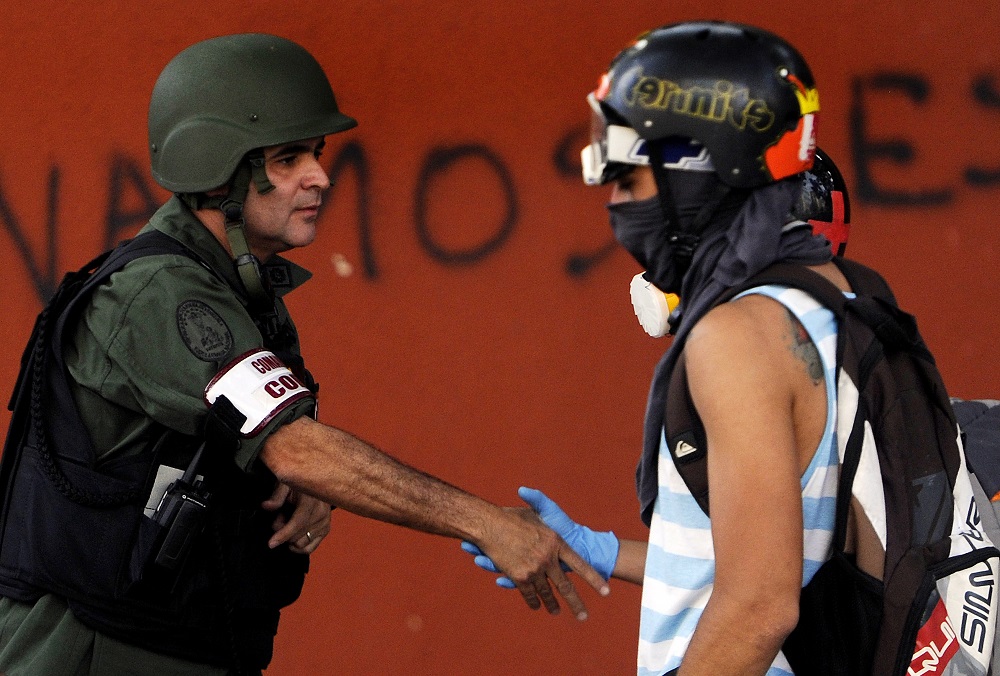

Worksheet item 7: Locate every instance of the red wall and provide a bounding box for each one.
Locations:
[2,2,999,673]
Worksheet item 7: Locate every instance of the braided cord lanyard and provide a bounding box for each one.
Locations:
[30,276,140,507]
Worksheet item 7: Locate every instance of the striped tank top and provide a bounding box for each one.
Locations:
[637,285,842,676]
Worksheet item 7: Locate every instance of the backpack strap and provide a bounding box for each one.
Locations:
[50,231,203,377]
[664,351,710,511]
[6,231,196,451]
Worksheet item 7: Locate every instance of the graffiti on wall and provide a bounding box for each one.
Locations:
[851,72,1000,204]
[3,70,999,305]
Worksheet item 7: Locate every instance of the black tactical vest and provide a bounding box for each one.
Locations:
[0,231,314,673]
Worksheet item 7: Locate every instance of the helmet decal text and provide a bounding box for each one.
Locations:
[622,68,776,133]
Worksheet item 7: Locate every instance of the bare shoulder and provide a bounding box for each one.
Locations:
[686,294,791,366]
[685,294,817,407]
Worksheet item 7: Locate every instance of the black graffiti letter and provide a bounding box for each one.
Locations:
[0,166,59,302]
[415,144,517,265]
[325,140,378,279]
[554,124,620,277]
[553,124,588,179]
[105,153,160,249]
[850,73,952,206]
[966,75,1000,186]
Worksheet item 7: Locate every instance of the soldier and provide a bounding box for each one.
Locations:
[0,33,605,676]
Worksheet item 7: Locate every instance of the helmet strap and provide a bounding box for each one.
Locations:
[688,182,733,232]
[176,191,224,212]
[648,171,730,336]
[648,141,698,267]
[176,150,277,312]
[218,156,274,313]
[175,149,274,212]
[648,140,732,268]
[247,149,275,196]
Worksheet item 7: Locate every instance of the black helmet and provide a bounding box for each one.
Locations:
[149,33,357,193]
[794,148,850,256]
[581,21,818,189]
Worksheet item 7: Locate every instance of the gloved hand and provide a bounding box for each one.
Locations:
[461,486,619,588]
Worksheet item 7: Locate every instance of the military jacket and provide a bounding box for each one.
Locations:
[0,196,317,675]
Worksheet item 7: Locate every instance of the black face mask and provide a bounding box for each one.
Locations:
[607,168,747,295]
[607,196,685,294]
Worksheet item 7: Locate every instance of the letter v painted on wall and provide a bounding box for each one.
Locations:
[0,154,160,306]
[0,165,60,303]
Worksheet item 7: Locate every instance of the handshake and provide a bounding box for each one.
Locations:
[461,487,620,587]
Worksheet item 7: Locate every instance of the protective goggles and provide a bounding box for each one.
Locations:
[580,92,649,186]
[580,92,716,186]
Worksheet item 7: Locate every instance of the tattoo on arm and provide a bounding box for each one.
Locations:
[784,308,823,385]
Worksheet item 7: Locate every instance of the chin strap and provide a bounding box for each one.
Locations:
[179,150,276,313]
[644,140,737,336]
[655,181,732,336]
[647,142,694,262]
[647,142,733,273]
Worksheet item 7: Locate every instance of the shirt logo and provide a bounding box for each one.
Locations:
[675,440,698,458]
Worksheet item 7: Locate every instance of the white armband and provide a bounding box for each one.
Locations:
[204,349,313,437]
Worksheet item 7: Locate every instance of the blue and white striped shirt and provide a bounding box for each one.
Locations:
[637,285,841,676]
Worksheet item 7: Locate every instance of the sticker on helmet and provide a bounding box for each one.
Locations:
[763,113,819,181]
[595,72,612,101]
[810,190,849,256]
[783,71,821,116]
[177,300,234,362]
[624,72,776,134]
[661,139,715,172]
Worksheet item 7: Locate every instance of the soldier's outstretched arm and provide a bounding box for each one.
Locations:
[260,416,610,619]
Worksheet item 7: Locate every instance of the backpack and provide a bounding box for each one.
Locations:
[664,257,999,676]
[954,399,1000,671]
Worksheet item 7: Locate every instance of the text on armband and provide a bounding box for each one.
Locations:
[252,354,286,374]
[263,374,304,399]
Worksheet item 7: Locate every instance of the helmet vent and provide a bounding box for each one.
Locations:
[695,28,711,40]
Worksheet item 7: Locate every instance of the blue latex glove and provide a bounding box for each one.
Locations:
[461,486,620,588]
[461,540,518,588]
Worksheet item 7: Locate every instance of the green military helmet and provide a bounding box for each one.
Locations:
[149,33,357,194]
